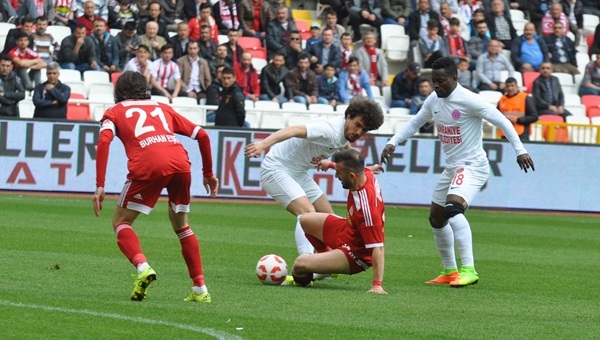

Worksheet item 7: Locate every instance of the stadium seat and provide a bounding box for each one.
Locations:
[255,100,281,111]
[523,72,540,94]
[251,58,268,73]
[586,34,594,51]
[316,1,330,17]
[281,102,308,112]
[109,28,121,37]
[87,82,114,97]
[308,103,334,114]
[88,93,115,120]
[260,110,287,129]
[388,107,411,116]
[246,47,267,60]
[83,70,110,85]
[381,24,406,52]
[218,34,229,44]
[581,95,600,116]
[46,25,72,45]
[70,92,86,99]
[385,35,410,62]
[292,9,313,21]
[295,19,312,41]
[287,112,319,126]
[565,104,587,118]
[244,99,254,108]
[244,110,261,127]
[554,73,576,94]
[18,99,35,119]
[238,37,262,50]
[111,72,122,84]
[538,114,569,142]
[588,107,600,118]
[591,116,600,125]
[382,86,392,108]
[509,9,525,21]
[60,69,83,83]
[151,95,170,104]
[174,106,206,125]
[67,102,91,120]
[576,53,590,74]
[65,81,86,97]
[172,97,199,107]
[336,104,348,114]
[478,90,503,106]
[583,14,600,34]
[501,70,522,86]
[564,93,582,106]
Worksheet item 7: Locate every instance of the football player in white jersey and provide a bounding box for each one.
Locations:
[381,57,535,287]
[244,98,384,263]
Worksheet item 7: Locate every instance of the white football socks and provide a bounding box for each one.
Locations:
[193,285,207,294]
[448,214,474,267]
[137,262,149,274]
[432,224,457,270]
[295,215,314,255]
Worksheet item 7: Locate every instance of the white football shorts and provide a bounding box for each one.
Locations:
[260,168,323,208]
[431,160,490,207]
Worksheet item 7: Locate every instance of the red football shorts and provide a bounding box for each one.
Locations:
[322,214,371,274]
[118,172,191,214]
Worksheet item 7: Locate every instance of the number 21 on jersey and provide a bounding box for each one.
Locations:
[126,107,172,137]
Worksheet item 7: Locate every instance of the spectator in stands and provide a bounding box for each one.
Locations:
[169,22,191,60]
[532,61,572,120]
[338,56,373,104]
[213,0,241,35]
[136,0,151,18]
[562,0,583,44]
[32,63,71,119]
[234,51,260,101]
[467,20,490,63]
[111,0,138,29]
[340,32,353,69]
[407,0,444,43]
[140,21,167,61]
[214,66,247,127]
[526,0,550,32]
[160,0,185,32]
[32,0,54,23]
[259,0,290,35]
[116,21,140,69]
[283,30,302,70]
[497,76,538,141]
[1,16,34,55]
[149,44,183,100]
[317,63,340,107]
[54,0,77,27]
[57,24,100,72]
[31,16,59,65]
[76,0,103,35]
[137,1,169,40]
[419,19,449,68]
[578,54,600,96]
[198,25,218,61]
[123,44,151,84]
[75,0,108,21]
[266,6,297,60]
[306,22,322,49]
[591,24,600,57]
[287,53,324,106]
[438,2,468,39]
[189,3,219,43]
[410,78,433,115]
[206,63,224,123]
[318,0,347,23]
[182,0,200,21]
[511,22,550,72]
[176,39,211,102]
[237,0,266,39]
[306,27,342,75]
[468,9,487,37]
[487,0,517,49]
[390,62,421,108]
[259,51,293,104]
[322,9,345,48]
[208,44,231,79]
[431,0,460,14]
[381,0,410,26]
[447,17,470,65]
[581,0,600,17]
[544,21,579,75]
[476,39,514,92]
[10,0,39,22]
[221,28,244,67]
[0,54,25,117]
[90,17,120,73]
[347,0,384,42]
[460,0,480,27]
[457,58,477,92]
[541,2,569,36]
[8,32,46,91]
[354,32,388,87]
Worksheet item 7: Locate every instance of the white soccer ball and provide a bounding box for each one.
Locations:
[256,254,288,285]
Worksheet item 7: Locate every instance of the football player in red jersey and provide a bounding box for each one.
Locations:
[288,149,387,294]
[93,71,219,303]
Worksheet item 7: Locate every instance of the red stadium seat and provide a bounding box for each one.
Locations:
[522,72,539,94]
[295,19,312,41]
[581,95,600,116]
[70,93,86,99]
[67,102,91,121]
[238,37,262,50]
[586,34,594,51]
[538,114,569,142]
[111,72,122,84]
[588,107,600,118]
[245,46,267,60]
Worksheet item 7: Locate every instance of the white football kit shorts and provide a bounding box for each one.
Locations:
[432,159,490,207]
[260,167,323,208]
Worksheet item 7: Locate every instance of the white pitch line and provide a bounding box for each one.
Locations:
[0,300,243,340]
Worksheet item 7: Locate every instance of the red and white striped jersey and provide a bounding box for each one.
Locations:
[149,59,181,88]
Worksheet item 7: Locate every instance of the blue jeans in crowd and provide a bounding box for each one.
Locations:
[390,99,410,108]
[293,95,329,106]
[60,62,101,73]
[259,94,287,105]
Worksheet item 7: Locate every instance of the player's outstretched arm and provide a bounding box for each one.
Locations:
[366,164,384,174]
[93,187,105,217]
[244,125,308,158]
[368,246,387,295]
[380,144,396,165]
[316,159,335,171]
[517,153,535,173]
[204,176,219,197]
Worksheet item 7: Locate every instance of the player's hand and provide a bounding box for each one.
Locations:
[204,176,219,197]
[93,187,105,217]
[244,141,266,158]
[367,285,388,294]
[380,144,396,165]
[517,153,535,173]
[316,159,333,171]
[366,164,384,174]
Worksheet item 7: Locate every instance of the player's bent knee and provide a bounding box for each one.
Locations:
[428,215,445,229]
[293,254,312,274]
[444,201,465,219]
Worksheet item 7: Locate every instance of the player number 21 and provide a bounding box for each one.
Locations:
[125,107,172,137]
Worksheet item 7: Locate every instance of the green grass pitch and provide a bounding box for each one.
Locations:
[0,193,598,339]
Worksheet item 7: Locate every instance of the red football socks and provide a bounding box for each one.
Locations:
[114,223,146,267]
[176,226,205,287]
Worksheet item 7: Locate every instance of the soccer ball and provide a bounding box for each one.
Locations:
[256,254,288,285]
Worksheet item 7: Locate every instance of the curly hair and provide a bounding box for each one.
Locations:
[114,71,151,103]
[344,97,384,131]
